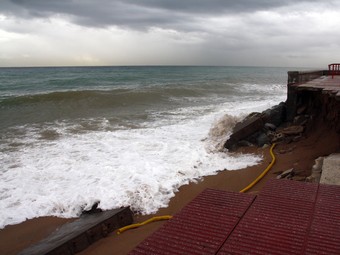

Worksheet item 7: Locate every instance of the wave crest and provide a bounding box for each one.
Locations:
[205,114,242,152]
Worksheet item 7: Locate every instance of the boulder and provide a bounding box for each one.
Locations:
[224,113,265,150]
[293,115,309,126]
[264,123,277,131]
[256,133,270,147]
[271,132,285,143]
[263,102,286,127]
[281,125,304,135]
[224,102,286,150]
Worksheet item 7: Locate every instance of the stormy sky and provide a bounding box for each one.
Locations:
[1,0,340,67]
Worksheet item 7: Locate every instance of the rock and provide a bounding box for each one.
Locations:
[272,132,285,143]
[82,202,102,214]
[306,157,325,183]
[276,168,294,179]
[293,115,309,126]
[264,123,277,131]
[313,157,324,171]
[224,102,286,150]
[278,146,296,154]
[267,131,276,143]
[224,113,264,150]
[236,140,254,147]
[267,130,276,138]
[256,133,270,147]
[292,135,303,142]
[306,176,314,182]
[285,137,294,144]
[281,125,304,135]
[310,157,324,183]
[263,102,286,127]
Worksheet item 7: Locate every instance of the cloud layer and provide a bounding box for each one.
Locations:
[2,0,327,29]
[1,0,340,67]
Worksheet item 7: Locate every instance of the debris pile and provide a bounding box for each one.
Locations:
[224,102,310,150]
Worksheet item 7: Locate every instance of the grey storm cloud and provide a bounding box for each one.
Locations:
[1,0,340,67]
[0,0,327,30]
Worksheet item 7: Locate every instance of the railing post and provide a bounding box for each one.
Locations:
[328,63,340,79]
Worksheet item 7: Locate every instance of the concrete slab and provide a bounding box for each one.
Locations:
[224,113,265,150]
[320,153,340,185]
[297,75,340,99]
[19,207,133,255]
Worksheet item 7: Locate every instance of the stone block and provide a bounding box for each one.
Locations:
[320,153,340,185]
[224,113,264,150]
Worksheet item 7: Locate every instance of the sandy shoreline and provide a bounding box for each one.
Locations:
[1,120,339,255]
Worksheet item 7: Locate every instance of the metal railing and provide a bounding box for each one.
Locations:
[328,63,340,79]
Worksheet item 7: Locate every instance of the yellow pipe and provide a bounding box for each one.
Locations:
[239,143,276,193]
[117,215,173,234]
[117,143,276,234]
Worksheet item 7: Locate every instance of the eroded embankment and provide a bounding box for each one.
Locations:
[224,88,340,178]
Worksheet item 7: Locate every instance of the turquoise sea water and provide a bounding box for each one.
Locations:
[0,66,290,228]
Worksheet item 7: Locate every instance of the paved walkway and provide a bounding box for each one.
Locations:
[129,179,340,254]
[297,75,340,99]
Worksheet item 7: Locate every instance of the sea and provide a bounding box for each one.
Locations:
[0,66,290,228]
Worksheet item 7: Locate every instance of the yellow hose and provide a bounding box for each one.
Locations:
[239,143,276,193]
[117,215,173,234]
[117,143,276,234]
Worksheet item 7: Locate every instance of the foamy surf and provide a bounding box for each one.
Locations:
[0,66,289,229]
[0,97,285,228]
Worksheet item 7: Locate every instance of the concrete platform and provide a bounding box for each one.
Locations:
[297,75,340,100]
[320,153,340,185]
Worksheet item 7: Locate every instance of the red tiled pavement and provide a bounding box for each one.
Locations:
[129,179,340,255]
[130,189,255,255]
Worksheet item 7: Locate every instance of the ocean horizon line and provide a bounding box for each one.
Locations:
[0,64,315,70]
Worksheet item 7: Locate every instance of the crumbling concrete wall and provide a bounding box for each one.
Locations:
[286,70,326,121]
[224,69,340,151]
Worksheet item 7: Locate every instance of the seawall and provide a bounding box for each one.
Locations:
[225,69,340,150]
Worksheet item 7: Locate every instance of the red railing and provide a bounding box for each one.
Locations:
[328,63,340,78]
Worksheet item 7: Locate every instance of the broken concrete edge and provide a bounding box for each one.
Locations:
[280,153,340,185]
[224,82,330,151]
[19,207,133,255]
[224,68,339,181]
[320,153,340,186]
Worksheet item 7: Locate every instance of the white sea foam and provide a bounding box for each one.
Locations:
[206,114,241,152]
[0,96,284,229]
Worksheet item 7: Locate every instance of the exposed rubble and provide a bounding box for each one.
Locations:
[224,78,340,183]
[306,157,324,183]
[224,102,308,150]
